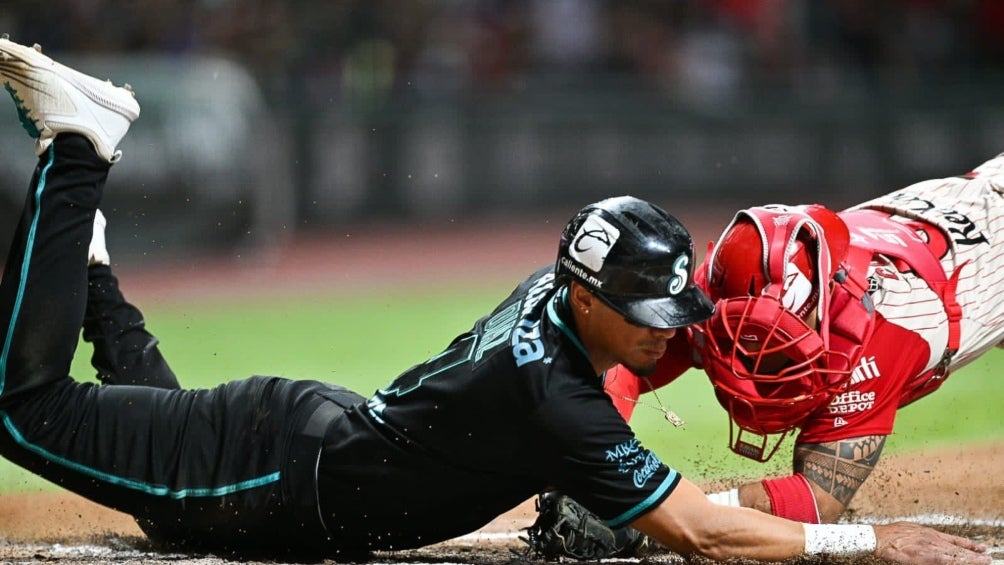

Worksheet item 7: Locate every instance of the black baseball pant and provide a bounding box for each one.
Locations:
[0,135,362,556]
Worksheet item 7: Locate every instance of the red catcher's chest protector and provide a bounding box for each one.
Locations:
[838,209,964,406]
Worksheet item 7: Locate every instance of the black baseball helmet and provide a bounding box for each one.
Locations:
[556,196,714,329]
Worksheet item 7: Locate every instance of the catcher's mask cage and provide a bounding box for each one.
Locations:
[691,204,855,462]
[556,196,714,329]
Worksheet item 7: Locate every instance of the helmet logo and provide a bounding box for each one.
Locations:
[781,261,813,314]
[667,254,689,295]
[569,214,620,272]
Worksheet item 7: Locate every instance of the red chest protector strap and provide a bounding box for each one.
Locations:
[822,243,875,374]
[839,209,965,368]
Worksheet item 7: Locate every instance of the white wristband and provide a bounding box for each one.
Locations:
[706,488,740,507]
[803,523,877,555]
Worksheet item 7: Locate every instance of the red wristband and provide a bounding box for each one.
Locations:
[761,474,820,523]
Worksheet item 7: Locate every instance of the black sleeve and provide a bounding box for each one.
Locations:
[530,380,681,528]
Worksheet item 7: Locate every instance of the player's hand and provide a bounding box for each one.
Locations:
[873,522,991,564]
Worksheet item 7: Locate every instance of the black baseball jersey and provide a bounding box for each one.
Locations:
[317,265,682,550]
[0,136,679,558]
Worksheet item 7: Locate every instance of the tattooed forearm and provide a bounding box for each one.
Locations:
[794,435,887,507]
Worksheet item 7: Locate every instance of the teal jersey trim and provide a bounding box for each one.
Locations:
[0,146,52,395]
[605,468,681,528]
[547,287,610,386]
[548,286,680,528]
[547,287,590,360]
[0,413,280,498]
[0,147,280,498]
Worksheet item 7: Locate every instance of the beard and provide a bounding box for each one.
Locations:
[623,359,658,377]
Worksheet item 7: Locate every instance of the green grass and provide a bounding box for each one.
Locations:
[2,284,1003,492]
[628,354,1004,483]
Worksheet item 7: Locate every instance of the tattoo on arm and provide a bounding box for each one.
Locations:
[794,435,887,507]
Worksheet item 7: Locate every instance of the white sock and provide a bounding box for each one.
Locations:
[88,209,110,266]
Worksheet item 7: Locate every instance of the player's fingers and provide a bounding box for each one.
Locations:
[931,529,988,553]
[923,537,991,565]
[896,544,991,565]
[942,549,992,565]
[875,523,991,565]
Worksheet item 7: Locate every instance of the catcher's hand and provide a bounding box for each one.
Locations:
[520,491,650,560]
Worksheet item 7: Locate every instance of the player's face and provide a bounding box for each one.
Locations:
[590,297,677,376]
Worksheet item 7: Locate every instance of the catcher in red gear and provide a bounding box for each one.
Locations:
[606,152,1004,524]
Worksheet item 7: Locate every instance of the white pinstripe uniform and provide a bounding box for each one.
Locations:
[849,152,1004,374]
[605,153,1004,443]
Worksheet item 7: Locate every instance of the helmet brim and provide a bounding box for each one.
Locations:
[602,285,715,329]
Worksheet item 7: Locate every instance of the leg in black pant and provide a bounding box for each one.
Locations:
[0,39,337,556]
[0,136,106,403]
[84,262,179,389]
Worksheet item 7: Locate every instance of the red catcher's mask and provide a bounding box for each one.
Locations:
[690,204,854,461]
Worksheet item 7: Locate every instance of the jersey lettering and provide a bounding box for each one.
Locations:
[942,209,989,246]
[379,334,478,397]
[633,452,662,488]
[371,272,557,411]
[605,439,662,488]
[888,193,989,246]
[522,273,555,318]
[849,355,880,384]
[510,273,554,367]
[851,227,909,248]
[475,302,520,362]
[827,390,876,414]
[512,318,545,367]
[605,439,642,461]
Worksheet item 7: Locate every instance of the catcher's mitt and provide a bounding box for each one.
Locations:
[521,491,650,560]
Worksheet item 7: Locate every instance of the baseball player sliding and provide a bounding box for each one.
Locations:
[0,35,991,564]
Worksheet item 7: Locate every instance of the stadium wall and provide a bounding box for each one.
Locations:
[0,54,1001,262]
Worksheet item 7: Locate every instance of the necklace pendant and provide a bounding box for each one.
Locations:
[664,410,685,427]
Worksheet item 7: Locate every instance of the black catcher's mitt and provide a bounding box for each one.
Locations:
[521,491,650,560]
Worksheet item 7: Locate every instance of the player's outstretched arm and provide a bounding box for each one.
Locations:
[632,476,990,564]
[634,478,803,561]
[793,435,887,522]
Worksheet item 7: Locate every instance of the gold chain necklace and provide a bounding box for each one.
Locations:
[610,376,685,428]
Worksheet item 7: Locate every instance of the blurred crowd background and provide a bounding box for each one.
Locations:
[1,0,1002,257]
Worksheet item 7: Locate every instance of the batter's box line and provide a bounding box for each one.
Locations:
[853,514,1004,563]
[851,513,1004,528]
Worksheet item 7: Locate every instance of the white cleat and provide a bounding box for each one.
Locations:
[0,34,140,163]
[88,209,110,267]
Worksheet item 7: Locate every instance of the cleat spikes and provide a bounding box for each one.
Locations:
[1,33,8,40]
[31,43,41,53]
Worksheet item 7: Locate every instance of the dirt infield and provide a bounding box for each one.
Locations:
[1,211,1002,563]
[0,441,1001,563]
